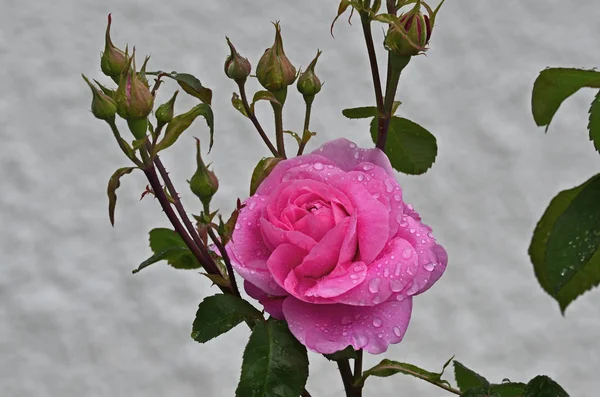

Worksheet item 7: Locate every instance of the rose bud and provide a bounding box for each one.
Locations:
[256,22,297,92]
[224,37,251,83]
[114,51,154,121]
[82,74,117,122]
[189,139,219,210]
[100,14,129,83]
[137,55,151,88]
[297,50,323,100]
[155,91,178,125]
[384,0,442,56]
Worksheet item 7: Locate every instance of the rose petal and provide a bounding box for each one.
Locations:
[260,218,317,252]
[303,261,368,299]
[229,195,270,264]
[267,243,308,290]
[312,138,395,178]
[232,258,287,296]
[283,296,412,354]
[244,280,286,320]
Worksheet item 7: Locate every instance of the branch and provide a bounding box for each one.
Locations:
[206,226,240,297]
[237,81,279,157]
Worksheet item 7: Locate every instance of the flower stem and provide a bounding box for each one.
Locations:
[377,53,410,150]
[206,226,240,297]
[353,350,363,397]
[338,359,356,397]
[237,81,279,157]
[297,97,313,156]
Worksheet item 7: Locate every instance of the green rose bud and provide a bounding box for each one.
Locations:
[82,74,117,122]
[114,51,154,121]
[100,14,129,83]
[256,22,297,91]
[155,91,178,125]
[297,50,323,99]
[224,37,251,82]
[189,139,219,210]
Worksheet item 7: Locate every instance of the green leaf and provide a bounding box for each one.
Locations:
[232,92,248,117]
[191,294,263,343]
[524,376,569,397]
[342,102,401,119]
[132,247,191,274]
[154,103,214,153]
[170,72,212,105]
[107,167,136,226]
[460,388,489,397]
[529,173,600,312]
[490,382,527,397]
[588,90,600,152]
[454,361,490,392]
[355,356,454,388]
[370,116,437,175]
[324,346,358,361]
[532,68,600,130]
[236,319,309,397]
[147,228,201,270]
[251,91,281,114]
[250,157,283,196]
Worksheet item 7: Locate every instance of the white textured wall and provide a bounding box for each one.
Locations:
[2,0,599,396]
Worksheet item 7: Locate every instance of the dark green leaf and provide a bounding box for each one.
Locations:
[251,91,281,114]
[250,157,283,196]
[232,92,248,118]
[490,382,527,397]
[147,228,201,270]
[107,167,136,226]
[133,247,191,274]
[355,357,454,388]
[460,387,489,397]
[588,90,600,152]
[324,346,358,361]
[532,68,600,130]
[454,361,490,392]
[342,101,401,119]
[171,72,212,105]
[529,173,600,312]
[524,376,569,397]
[370,116,437,175]
[236,319,309,397]
[155,103,214,153]
[191,294,262,343]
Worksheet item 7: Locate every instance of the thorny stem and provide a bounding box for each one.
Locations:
[206,226,240,297]
[297,98,313,156]
[237,81,279,157]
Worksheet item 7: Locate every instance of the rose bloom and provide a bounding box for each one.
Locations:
[226,139,447,354]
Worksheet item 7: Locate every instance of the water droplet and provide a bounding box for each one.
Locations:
[368,278,381,293]
[406,283,419,296]
[406,204,414,211]
[424,263,435,272]
[390,279,403,292]
[384,180,394,193]
[353,334,368,348]
[363,164,374,171]
[327,164,334,169]
[313,162,324,170]
[421,239,426,244]
[383,268,390,278]
[396,295,404,301]
[560,268,567,276]
[234,224,241,230]
[406,267,415,276]
[393,194,401,201]
[247,222,252,226]
[409,229,416,234]
[502,378,511,384]
[357,174,365,182]
[394,262,402,276]
[373,296,381,304]
[349,142,357,148]
[373,318,383,327]
[354,264,364,272]
[373,192,381,199]
[378,333,384,338]
[341,316,353,325]
[353,152,360,159]
[249,269,256,275]
[300,163,309,168]
[402,248,412,259]
[350,274,359,280]
[393,326,402,337]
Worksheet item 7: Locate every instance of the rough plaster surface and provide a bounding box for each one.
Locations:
[1,0,599,396]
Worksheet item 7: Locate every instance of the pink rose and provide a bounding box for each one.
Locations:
[226,138,447,354]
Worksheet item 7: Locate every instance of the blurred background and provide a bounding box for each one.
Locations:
[1,0,599,395]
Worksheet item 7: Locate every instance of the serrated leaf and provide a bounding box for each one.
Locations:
[147,228,201,270]
[107,167,136,226]
[490,382,527,397]
[370,116,437,175]
[324,346,358,361]
[154,103,214,153]
[532,68,600,130]
[236,318,309,397]
[529,173,600,312]
[133,247,191,274]
[454,361,490,392]
[171,72,212,105]
[232,92,248,118]
[588,90,600,152]
[191,294,262,343]
[343,106,378,119]
[524,376,569,397]
[250,157,283,196]
[251,91,281,114]
[355,357,453,388]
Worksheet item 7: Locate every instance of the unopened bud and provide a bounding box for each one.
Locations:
[384,0,442,56]
[189,139,219,210]
[297,50,323,99]
[114,51,154,121]
[256,22,297,91]
[224,37,251,82]
[155,91,178,125]
[100,14,129,83]
[82,74,117,122]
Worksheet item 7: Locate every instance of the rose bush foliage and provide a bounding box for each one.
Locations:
[226,138,447,354]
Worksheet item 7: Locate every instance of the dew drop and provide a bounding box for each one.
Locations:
[373,318,383,327]
[396,295,404,301]
[300,163,309,168]
[373,296,381,304]
[313,162,324,170]
[421,239,426,244]
[234,224,241,230]
[383,268,390,278]
[363,164,374,171]
[393,326,402,337]
[402,248,413,259]
[406,204,414,211]
[424,263,435,272]
[378,333,384,338]
[249,269,256,275]
[353,152,360,159]
[357,174,365,182]
[409,228,416,234]
[350,274,359,280]
[390,279,403,292]
[368,278,381,293]
[354,264,364,272]
[353,334,368,348]
[373,192,381,199]
[349,142,357,148]
[406,283,419,296]
[394,262,402,276]
[393,194,401,201]
[384,180,394,193]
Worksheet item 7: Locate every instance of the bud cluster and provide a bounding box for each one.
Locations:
[384,0,442,56]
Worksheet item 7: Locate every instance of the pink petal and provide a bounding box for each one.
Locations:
[260,218,317,252]
[303,261,368,299]
[233,258,287,296]
[244,280,286,320]
[267,243,308,290]
[283,296,413,354]
[228,195,270,265]
[311,138,395,178]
